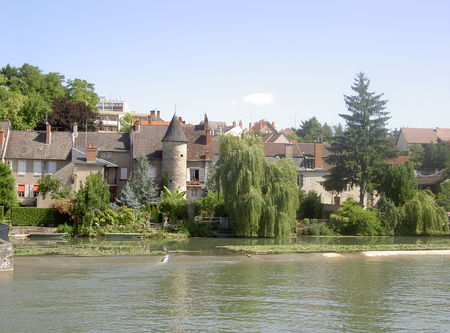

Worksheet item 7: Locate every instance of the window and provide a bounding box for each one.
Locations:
[334,196,341,205]
[47,161,56,175]
[18,160,26,176]
[190,168,200,181]
[17,184,25,197]
[33,161,42,175]
[298,175,304,188]
[120,168,128,180]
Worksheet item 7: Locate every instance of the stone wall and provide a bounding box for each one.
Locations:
[10,226,57,235]
[162,142,187,192]
[0,241,13,272]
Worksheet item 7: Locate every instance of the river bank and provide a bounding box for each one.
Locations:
[11,236,450,257]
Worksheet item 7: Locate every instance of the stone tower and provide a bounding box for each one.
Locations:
[162,115,188,192]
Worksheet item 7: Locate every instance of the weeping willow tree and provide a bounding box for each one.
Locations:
[401,191,449,235]
[218,133,299,237]
[219,133,265,237]
[259,159,299,237]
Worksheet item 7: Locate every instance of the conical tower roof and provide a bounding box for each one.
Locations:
[162,114,188,143]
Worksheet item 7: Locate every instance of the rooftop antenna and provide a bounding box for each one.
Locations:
[174,104,177,115]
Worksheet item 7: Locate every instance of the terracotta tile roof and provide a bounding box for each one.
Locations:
[5,130,72,160]
[387,155,412,164]
[400,128,439,144]
[436,128,450,142]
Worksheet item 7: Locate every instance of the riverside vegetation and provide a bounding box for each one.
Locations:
[1,69,449,243]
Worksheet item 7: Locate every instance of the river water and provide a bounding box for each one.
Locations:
[1,238,450,332]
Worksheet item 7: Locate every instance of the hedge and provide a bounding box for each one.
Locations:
[10,207,69,227]
[0,206,3,222]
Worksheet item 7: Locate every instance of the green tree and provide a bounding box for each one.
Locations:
[401,190,448,235]
[436,181,450,211]
[75,172,110,233]
[37,175,62,200]
[47,96,97,131]
[119,113,134,133]
[409,144,425,169]
[298,190,323,219]
[118,156,159,209]
[0,162,18,211]
[377,162,417,206]
[296,117,333,142]
[423,142,439,170]
[66,78,99,111]
[218,133,298,237]
[323,72,394,205]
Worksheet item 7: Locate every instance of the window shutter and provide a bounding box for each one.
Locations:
[199,168,205,182]
[120,168,128,180]
[186,168,191,181]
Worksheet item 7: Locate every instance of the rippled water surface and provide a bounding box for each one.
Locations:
[1,252,450,333]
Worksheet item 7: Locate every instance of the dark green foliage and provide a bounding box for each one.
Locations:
[37,175,62,199]
[295,117,333,142]
[298,190,323,219]
[218,133,299,238]
[298,220,335,235]
[377,197,403,235]
[329,199,383,236]
[10,207,68,226]
[377,162,417,206]
[0,206,4,222]
[409,144,425,169]
[423,142,439,170]
[0,162,18,211]
[324,72,395,205]
[436,181,450,211]
[401,191,449,235]
[185,223,214,237]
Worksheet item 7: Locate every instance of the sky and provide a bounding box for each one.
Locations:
[1,0,449,130]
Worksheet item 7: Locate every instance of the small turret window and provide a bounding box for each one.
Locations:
[180,154,184,157]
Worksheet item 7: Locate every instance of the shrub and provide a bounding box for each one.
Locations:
[198,192,225,217]
[160,187,188,222]
[37,175,62,200]
[377,197,403,235]
[0,162,17,211]
[0,206,3,222]
[299,222,335,236]
[10,207,69,226]
[185,222,213,237]
[298,190,323,219]
[329,199,383,236]
[56,223,75,237]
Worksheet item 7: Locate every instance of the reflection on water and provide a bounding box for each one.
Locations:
[1,254,450,333]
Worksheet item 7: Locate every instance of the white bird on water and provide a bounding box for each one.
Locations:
[161,253,170,263]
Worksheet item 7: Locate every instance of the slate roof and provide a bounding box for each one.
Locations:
[132,125,168,159]
[74,132,130,151]
[184,125,209,160]
[71,147,117,167]
[162,115,188,143]
[5,130,72,160]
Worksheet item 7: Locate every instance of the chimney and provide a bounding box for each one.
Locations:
[86,144,96,162]
[249,122,252,130]
[239,121,243,129]
[232,121,237,128]
[314,143,323,169]
[0,128,4,149]
[178,116,182,123]
[285,143,293,159]
[45,122,52,145]
[150,110,156,118]
[135,120,141,132]
[205,113,211,145]
[271,122,275,128]
[157,110,160,119]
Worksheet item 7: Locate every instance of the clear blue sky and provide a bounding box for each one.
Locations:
[1,0,449,129]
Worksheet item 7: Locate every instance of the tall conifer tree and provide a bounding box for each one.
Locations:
[324,72,394,205]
